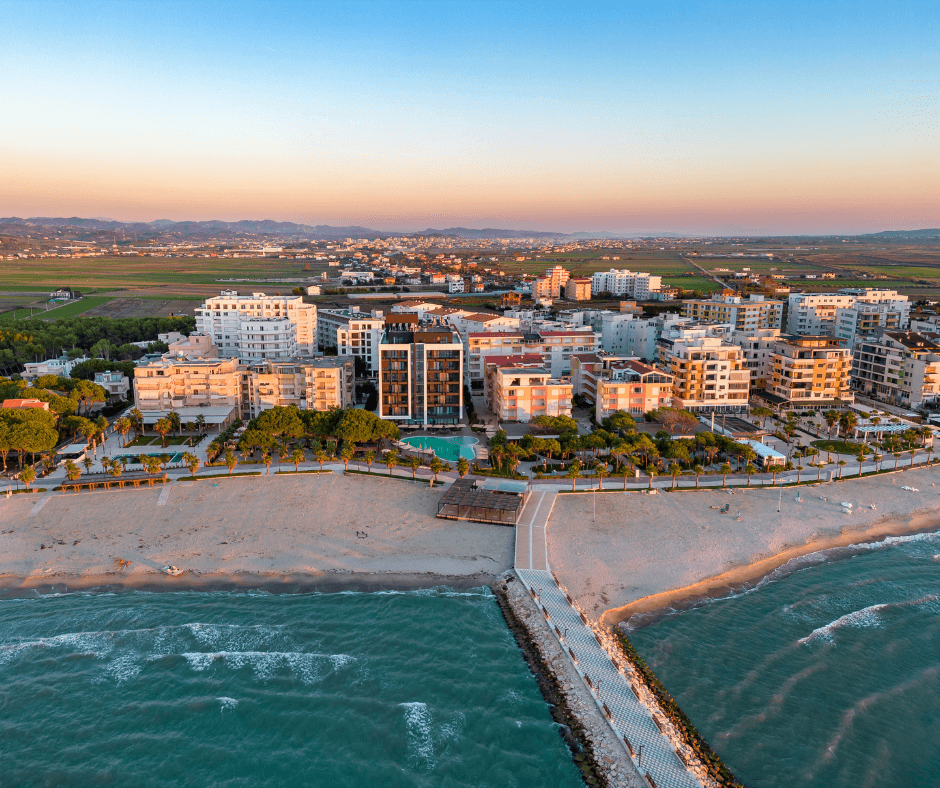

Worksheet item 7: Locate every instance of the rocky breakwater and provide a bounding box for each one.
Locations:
[493,572,649,788]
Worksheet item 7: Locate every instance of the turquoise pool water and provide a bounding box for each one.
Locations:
[113,452,184,464]
[401,436,478,462]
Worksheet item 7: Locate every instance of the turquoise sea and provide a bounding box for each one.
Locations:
[0,587,582,788]
[630,529,940,788]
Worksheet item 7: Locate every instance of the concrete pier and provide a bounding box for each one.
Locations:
[512,491,714,788]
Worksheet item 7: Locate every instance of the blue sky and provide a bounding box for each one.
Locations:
[1,0,937,233]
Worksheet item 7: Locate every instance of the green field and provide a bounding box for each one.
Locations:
[0,296,112,321]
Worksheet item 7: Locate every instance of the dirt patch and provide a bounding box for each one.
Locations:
[82,298,202,318]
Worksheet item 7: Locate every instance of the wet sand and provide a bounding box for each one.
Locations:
[546,465,940,628]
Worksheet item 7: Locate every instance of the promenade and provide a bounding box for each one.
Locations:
[514,492,705,788]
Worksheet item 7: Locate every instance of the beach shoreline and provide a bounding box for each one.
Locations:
[0,569,502,598]
[602,514,940,630]
[546,466,940,632]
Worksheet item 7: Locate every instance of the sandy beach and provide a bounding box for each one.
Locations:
[0,473,514,593]
[547,465,940,628]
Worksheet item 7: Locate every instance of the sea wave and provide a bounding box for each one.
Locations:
[179,650,355,683]
[799,595,939,645]
[399,702,436,770]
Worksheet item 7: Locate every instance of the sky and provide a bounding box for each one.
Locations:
[0,0,938,235]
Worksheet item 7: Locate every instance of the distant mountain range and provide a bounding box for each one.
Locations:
[0,217,588,240]
[2,217,938,241]
[862,228,940,240]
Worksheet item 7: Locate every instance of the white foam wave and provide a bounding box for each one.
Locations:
[799,604,889,644]
[799,595,939,644]
[218,696,238,712]
[399,701,435,771]
[179,651,354,684]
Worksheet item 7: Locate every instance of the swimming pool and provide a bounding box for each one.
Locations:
[400,435,478,462]
[113,452,184,464]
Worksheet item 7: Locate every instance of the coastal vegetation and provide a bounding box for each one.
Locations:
[0,315,194,375]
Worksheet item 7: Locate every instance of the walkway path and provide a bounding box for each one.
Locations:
[514,508,704,788]
[514,490,556,571]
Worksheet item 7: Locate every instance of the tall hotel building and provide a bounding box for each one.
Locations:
[378,316,464,426]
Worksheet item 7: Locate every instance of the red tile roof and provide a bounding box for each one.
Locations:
[1,399,50,410]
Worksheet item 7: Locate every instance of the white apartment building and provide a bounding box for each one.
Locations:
[731,328,780,390]
[600,312,693,360]
[787,289,910,336]
[316,307,385,373]
[195,291,316,358]
[852,331,940,409]
[446,275,465,293]
[465,329,599,384]
[834,301,909,348]
[21,354,90,382]
[591,269,662,299]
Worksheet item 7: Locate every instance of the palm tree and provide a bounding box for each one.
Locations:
[129,408,144,440]
[565,459,582,491]
[745,463,757,487]
[429,457,443,482]
[154,418,172,448]
[719,462,732,488]
[262,452,272,474]
[107,458,123,480]
[669,462,680,490]
[19,466,35,491]
[693,463,704,489]
[315,449,327,471]
[82,456,94,474]
[873,452,882,472]
[795,464,803,483]
[594,460,608,489]
[182,452,200,476]
[186,422,199,446]
[167,410,182,437]
[340,445,354,471]
[824,410,840,441]
[64,459,81,484]
[408,455,422,479]
[195,414,207,437]
[115,417,132,447]
[893,452,901,470]
[159,453,171,470]
[505,446,523,477]
[839,411,858,440]
[489,444,505,472]
[856,454,865,476]
[224,449,238,475]
[837,459,846,479]
[456,457,469,478]
[384,450,398,475]
[291,447,306,471]
[364,450,375,473]
[143,455,161,475]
